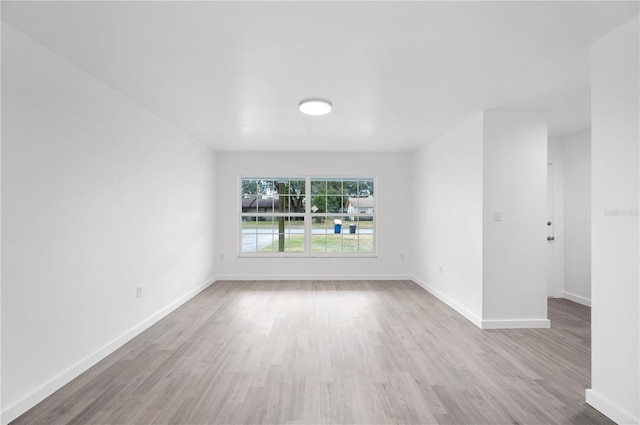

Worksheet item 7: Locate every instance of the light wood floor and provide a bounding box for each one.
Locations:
[13,280,613,425]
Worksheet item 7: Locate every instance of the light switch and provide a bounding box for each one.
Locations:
[493,210,502,222]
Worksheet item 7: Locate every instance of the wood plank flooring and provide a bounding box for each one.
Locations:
[12,280,613,424]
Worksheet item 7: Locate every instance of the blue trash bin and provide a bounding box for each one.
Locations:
[334,219,342,234]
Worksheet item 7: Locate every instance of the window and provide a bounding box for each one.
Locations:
[241,178,306,254]
[309,178,374,254]
[240,177,375,256]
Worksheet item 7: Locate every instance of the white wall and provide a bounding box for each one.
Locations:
[0,8,4,425]
[588,17,639,425]
[410,111,548,329]
[1,25,217,423]
[410,113,484,326]
[482,111,548,327]
[561,130,591,305]
[548,138,564,161]
[215,151,411,279]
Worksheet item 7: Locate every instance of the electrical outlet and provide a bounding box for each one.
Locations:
[136,287,143,298]
[493,210,502,222]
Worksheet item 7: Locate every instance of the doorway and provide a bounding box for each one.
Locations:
[547,161,564,298]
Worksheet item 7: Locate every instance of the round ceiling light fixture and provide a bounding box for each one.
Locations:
[299,99,332,116]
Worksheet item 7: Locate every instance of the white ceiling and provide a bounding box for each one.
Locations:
[2,1,638,152]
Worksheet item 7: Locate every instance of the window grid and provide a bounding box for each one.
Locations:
[240,176,375,257]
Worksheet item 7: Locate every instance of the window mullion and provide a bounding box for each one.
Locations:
[305,176,311,255]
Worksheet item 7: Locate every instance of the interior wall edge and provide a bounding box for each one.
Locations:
[1,276,218,425]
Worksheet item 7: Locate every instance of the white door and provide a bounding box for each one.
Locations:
[547,163,556,297]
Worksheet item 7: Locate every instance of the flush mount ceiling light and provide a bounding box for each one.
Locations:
[299,99,332,116]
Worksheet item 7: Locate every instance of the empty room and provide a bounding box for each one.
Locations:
[1,1,639,424]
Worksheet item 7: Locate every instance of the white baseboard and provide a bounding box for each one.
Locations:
[409,275,551,330]
[1,276,218,425]
[559,291,591,307]
[215,274,412,281]
[586,389,638,425]
[409,275,483,328]
[480,318,551,329]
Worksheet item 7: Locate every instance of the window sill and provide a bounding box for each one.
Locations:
[238,253,378,259]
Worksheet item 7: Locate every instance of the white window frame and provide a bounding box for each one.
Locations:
[238,176,376,258]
